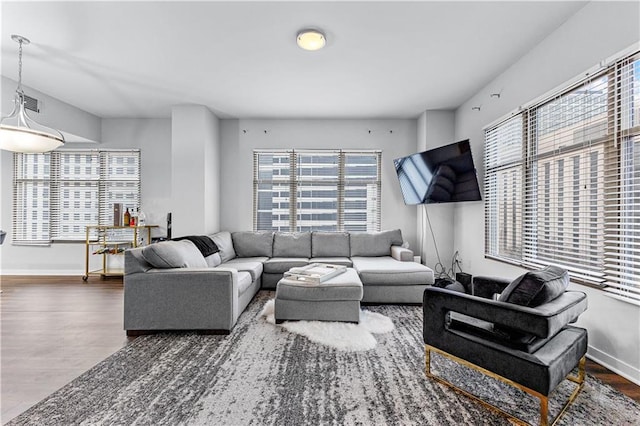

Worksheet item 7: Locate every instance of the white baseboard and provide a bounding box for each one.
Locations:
[587,345,640,386]
[1,269,84,276]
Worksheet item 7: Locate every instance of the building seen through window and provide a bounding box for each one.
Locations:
[254,150,381,232]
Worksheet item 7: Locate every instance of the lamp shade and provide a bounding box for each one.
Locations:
[0,125,64,153]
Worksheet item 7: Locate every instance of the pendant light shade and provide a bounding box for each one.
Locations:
[0,35,64,153]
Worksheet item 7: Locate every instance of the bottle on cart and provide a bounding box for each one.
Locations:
[130,208,138,227]
[123,208,131,226]
[137,208,146,226]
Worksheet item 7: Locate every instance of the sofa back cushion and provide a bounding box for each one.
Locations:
[140,240,207,268]
[232,231,274,257]
[209,231,236,262]
[273,232,311,258]
[499,265,569,307]
[350,229,404,257]
[312,232,350,257]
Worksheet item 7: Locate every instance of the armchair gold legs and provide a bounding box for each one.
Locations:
[425,345,585,426]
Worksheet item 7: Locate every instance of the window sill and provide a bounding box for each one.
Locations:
[602,291,640,308]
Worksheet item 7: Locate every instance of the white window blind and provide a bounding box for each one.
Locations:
[484,115,523,261]
[253,150,381,232]
[13,149,140,245]
[13,153,51,244]
[485,50,640,303]
[604,55,640,302]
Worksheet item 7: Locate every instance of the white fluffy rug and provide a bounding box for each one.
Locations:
[259,299,394,352]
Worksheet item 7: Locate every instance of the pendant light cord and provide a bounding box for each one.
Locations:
[16,38,23,93]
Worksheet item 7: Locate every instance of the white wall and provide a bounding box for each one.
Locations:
[0,118,172,274]
[416,111,457,272]
[170,105,221,236]
[452,1,640,383]
[219,119,419,248]
[204,112,221,233]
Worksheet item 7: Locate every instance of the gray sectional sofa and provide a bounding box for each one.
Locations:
[124,229,434,334]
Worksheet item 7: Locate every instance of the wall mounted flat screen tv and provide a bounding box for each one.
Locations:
[393,139,482,205]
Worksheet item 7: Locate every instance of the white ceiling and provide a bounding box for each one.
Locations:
[1,1,586,119]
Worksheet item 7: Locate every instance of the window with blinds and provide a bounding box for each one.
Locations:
[253,150,381,232]
[13,149,141,244]
[485,50,640,304]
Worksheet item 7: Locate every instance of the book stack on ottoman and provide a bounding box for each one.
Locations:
[275,264,364,324]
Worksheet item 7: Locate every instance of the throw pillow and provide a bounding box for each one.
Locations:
[209,231,236,262]
[205,252,222,267]
[498,265,569,307]
[141,240,207,269]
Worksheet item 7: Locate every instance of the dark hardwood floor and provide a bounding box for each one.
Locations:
[1,276,132,424]
[1,276,638,424]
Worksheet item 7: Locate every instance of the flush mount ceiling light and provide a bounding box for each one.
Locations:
[296,29,326,51]
[0,35,65,153]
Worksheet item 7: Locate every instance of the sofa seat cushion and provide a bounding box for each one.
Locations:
[309,257,353,267]
[221,257,267,281]
[351,256,434,286]
[237,271,253,295]
[263,258,310,274]
[312,232,350,257]
[141,240,207,269]
[273,232,312,258]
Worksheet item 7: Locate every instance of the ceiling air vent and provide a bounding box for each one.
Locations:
[24,94,39,113]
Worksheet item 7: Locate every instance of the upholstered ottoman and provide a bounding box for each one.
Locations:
[275,268,363,323]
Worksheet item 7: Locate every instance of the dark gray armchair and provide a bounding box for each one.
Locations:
[423,267,588,426]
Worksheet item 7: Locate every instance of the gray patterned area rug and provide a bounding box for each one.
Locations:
[8,292,640,425]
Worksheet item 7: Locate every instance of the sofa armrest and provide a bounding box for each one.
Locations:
[423,287,587,340]
[391,245,413,262]
[124,267,240,331]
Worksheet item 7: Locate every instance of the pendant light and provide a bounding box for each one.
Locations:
[0,35,64,153]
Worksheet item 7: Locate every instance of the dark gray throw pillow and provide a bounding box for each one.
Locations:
[498,265,569,307]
